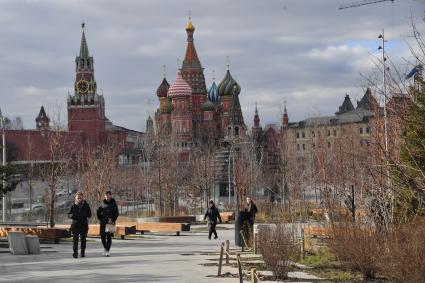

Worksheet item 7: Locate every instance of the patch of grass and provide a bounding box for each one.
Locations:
[298,248,336,266]
[311,269,357,281]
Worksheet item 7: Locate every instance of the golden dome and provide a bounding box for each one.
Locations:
[185,20,195,31]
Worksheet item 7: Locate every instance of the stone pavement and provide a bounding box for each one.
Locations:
[0,224,236,283]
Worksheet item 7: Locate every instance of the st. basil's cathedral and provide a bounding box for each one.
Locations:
[154,18,246,159]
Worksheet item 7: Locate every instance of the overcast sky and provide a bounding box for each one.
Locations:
[0,0,424,131]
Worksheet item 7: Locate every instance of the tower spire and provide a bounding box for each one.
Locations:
[226,55,230,71]
[253,102,260,127]
[162,65,167,78]
[79,22,89,58]
[182,15,200,68]
[282,100,289,129]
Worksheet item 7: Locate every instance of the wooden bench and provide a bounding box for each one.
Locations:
[55,224,136,239]
[302,225,332,253]
[136,222,190,236]
[157,216,196,224]
[0,226,69,243]
[220,212,235,223]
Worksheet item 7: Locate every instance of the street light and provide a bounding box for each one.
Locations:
[0,108,6,222]
[378,30,391,193]
[378,30,389,158]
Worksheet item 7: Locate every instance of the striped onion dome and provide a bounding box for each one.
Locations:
[168,71,192,98]
[156,77,169,98]
[208,81,220,103]
[218,70,241,96]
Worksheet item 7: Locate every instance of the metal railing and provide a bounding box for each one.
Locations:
[217,240,261,283]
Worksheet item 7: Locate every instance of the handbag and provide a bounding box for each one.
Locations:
[105,223,116,233]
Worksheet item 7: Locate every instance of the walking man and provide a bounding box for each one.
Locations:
[68,191,92,258]
[97,191,119,257]
[204,200,222,240]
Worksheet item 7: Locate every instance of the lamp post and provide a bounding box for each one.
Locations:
[378,31,391,191]
[378,30,389,158]
[378,30,392,225]
[0,108,6,222]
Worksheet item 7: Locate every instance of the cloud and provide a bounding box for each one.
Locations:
[0,0,424,131]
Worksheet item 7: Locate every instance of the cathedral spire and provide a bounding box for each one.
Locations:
[79,22,90,58]
[182,16,201,68]
[254,102,260,127]
[282,100,289,129]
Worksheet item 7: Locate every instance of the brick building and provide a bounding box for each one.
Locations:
[4,24,142,164]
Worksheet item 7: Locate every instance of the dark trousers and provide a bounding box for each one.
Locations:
[72,231,87,254]
[101,232,112,251]
[208,223,218,239]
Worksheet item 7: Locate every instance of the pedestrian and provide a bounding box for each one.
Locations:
[243,196,258,246]
[204,200,222,240]
[96,191,119,257]
[245,196,258,226]
[68,191,92,258]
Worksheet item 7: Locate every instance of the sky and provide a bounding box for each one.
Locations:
[0,0,424,131]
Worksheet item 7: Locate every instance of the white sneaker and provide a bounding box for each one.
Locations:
[103,249,107,256]
[105,251,110,257]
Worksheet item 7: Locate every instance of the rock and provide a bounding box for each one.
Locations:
[8,232,28,255]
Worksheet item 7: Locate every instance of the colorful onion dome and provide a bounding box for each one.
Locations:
[160,97,173,113]
[201,99,215,111]
[185,20,195,31]
[208,82,220,103]
[218,70,241,97]
[156,77,169,98]
[168,71,192,98]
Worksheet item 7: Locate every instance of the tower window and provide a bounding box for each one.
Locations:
[333,130,337,136]
[296,132,299,139]
[297,144,300,151]
[359,127,363,134]
[327,142,331,148]
[302,132,305,138]
[302,144,305,150]
[366,127,370,134]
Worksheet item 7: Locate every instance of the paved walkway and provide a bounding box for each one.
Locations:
[0,225,236,283]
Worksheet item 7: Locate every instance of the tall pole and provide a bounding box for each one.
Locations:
[228,149,232,206]
[0,110,6,222]
[380,30,389,157]
[379,30,392,226]
[158,144,162,216]
[379,30,390,188]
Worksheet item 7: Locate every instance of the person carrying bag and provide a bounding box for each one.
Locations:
[96,191,119,257]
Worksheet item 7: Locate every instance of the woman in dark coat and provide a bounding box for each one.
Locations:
[68,191,92,258]
[96,191,119,257]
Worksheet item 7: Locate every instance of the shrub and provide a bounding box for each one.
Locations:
[258,223,299,280]
[330,223,381,279]
[379,219,425,282]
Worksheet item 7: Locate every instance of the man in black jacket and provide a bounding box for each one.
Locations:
[97,191,119,257]
[68,191,92,258]
[204,200,222,240]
